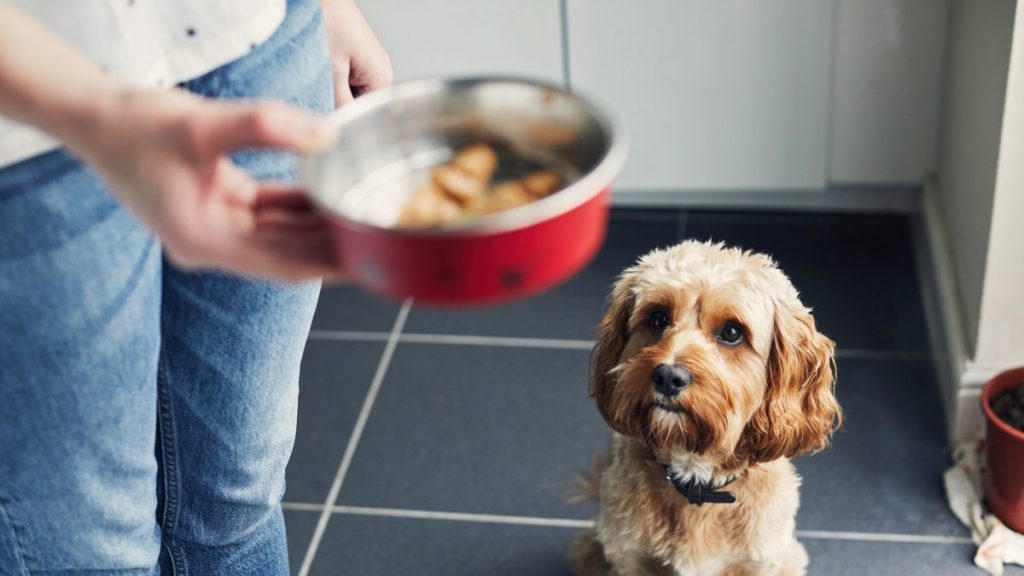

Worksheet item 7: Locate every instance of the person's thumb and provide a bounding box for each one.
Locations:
[200,100,333,155]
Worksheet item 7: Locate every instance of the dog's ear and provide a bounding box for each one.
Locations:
[590,274,635,425]
[740,298,840,462]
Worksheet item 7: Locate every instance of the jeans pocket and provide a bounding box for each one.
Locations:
[0,497,28,576]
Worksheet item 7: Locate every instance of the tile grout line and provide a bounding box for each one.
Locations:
[793,530,972,545]
[400,332,594,350]
[308,330,931,360]
[283,502,323,512]
[282,502,972,545]
[333,505,594,529]
[308,329,391,342]
[297,299,413,576]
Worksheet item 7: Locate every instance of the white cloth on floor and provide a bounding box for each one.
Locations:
[944,438,1024,575]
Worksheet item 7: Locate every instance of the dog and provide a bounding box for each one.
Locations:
[571,240,840,576]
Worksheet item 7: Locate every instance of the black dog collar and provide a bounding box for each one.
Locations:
[662,465,737,505]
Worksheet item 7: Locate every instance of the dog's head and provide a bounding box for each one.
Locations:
[591,240,840,464]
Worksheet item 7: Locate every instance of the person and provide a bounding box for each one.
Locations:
[0,0,391,573]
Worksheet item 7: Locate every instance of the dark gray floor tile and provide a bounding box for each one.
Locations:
[795,357,962,536]
[312,285,402,332]
[802,538,997,576]
[338,343,606,519]
[685,211,929,353]
[403,211,680,340]
[285,340,386,503]
[285,509,320,575]
[309,515,578,576]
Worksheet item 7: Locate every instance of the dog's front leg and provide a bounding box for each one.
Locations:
[570,529,613,575]
[571,528,669,576]
[729,539,808,576]
[603,545,673,576]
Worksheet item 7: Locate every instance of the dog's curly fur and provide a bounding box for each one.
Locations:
[572,241,841,576]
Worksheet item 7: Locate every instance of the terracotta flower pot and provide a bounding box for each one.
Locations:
[981,367,1024,533]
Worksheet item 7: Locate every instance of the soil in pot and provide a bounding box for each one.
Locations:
[991,381,1024,432]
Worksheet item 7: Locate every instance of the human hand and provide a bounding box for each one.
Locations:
[68,87,340,282]
[320,0,393,107]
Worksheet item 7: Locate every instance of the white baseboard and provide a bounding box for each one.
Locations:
[953,387,985,442]
[917,175,980,444]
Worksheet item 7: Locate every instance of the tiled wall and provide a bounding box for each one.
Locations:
[361,0,948,193]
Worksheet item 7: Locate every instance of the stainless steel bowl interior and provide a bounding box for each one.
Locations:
[302,77,625,233]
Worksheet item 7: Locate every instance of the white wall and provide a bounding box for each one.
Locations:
[937,0,1016,352]
[975,0,1024,370]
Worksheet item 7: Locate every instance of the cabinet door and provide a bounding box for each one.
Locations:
[568,0,832,191]
[359,0,564,84]
[830,0,947,184]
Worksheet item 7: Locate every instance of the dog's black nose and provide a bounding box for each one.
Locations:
[651,363,691,397]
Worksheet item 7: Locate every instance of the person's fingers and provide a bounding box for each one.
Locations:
[253,185,317,210]
[168,205,336,282]
[255,208,329,231]
[350,51,393,94]
[321,271,351,285]
[333,60,355,107]
[214,159,260,207]
[252,185,330,231]
[223,186,337,281]
[227,235,338,282]
[196,100,332,155]
[252,207,333,241]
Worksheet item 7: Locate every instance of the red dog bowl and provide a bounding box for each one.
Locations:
[301,77,626,306]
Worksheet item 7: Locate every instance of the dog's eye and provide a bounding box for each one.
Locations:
[717,321,745,346]
[647,309,670,332]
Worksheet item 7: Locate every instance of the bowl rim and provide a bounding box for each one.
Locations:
[300,75,628,237]
[981,366,1024,442]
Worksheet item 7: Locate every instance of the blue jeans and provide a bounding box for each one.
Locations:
[0,0,333,573]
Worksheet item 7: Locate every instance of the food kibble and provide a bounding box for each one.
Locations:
[488,181,533,213]
[451,144,499,181]
[432,164,487,203]
[397,144,563,230]
[522,169,562,198]
[992,382,1024,433]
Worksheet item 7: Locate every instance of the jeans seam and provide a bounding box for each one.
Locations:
[0,492,29,576]
[156,353,187,576]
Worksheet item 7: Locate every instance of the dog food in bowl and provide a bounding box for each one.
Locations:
[397,144,564,229]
